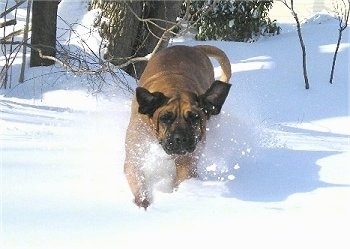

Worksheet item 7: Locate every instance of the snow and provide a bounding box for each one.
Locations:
[1,1,350,249]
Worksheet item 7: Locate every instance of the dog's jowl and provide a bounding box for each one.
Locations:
[124,45,232,209]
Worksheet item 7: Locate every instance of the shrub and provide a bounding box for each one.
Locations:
[181,0,280,42]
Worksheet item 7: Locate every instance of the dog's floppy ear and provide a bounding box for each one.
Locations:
[136,87,168,116]
[199,80,231,116]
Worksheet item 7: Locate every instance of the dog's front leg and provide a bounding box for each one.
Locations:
[124,160,151,209]
[124,116,153,209]
[174,154,199,186]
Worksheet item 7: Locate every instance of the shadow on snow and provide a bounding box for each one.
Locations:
[223,148,348,202]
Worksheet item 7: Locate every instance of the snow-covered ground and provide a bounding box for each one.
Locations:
[1,2,349,249]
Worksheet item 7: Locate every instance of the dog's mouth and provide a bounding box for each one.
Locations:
[162,144,196,155]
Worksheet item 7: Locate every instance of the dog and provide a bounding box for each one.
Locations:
[124,45,232,209]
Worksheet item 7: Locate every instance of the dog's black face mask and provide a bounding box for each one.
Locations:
[136,81,231,155]
[157,104,203,155]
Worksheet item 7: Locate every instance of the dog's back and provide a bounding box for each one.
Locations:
[139,45,231,93]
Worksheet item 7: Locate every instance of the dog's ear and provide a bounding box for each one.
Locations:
[198,80,231,116]
[136,87,168,116]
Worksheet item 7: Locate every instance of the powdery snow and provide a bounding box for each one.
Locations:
[1,1,349,249]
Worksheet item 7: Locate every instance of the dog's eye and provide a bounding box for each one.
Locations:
[186,111,200,123]
[159,112,175,124]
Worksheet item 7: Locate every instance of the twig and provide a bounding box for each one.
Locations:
[0,19,16,28]
[19,0,32,83]
[0,26,31,43]
[0,0,26,18]
[125,3,178,33]
[0,43,22,88]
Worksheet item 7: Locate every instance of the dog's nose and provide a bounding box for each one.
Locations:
[173,133,188,145]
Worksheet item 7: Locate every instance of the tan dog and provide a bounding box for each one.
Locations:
[124,45,232,209]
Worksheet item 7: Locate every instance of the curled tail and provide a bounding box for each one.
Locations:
[194,45,232,83]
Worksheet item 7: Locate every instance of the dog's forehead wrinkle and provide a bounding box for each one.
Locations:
[167,92,197,109]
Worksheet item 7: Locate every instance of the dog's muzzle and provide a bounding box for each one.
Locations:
[161,131,198,155]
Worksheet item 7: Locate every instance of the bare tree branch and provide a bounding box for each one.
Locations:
[125,3,178,33]
[0,0,26,18]
[1,1,196,92]
[114,2,187,69]
[0,19,16,28]
[19,0,32,83]
[279,0,310,89]
[0,25,31,43]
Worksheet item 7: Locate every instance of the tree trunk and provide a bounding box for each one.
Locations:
[91,1,143,65]
[30,0,59,67]
[294,16,309,89]
[90,1,181,78]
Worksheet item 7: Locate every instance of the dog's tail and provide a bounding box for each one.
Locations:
[194,45,232,83]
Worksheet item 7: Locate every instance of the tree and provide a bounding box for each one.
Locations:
[329,0,350,84]
[90,1,182,78]
[30,0,59,67]
[279,0,309,89]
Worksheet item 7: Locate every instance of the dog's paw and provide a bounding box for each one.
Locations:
[134,197,151,210]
